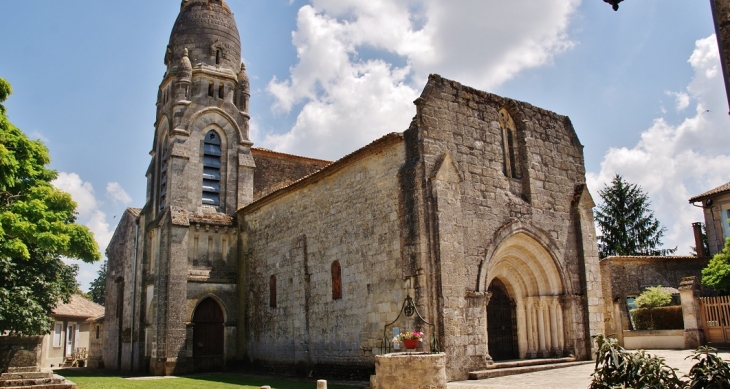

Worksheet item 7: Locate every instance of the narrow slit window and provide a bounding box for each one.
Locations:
[499,108,520,179]
[202,131,221,207]
[159,138,168,210]
[208,82,214,97]
[331,260,342,300]
[218,84,224,99]
[270,275,277,308]
[216,50,221,65]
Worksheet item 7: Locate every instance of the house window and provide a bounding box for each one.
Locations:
[202,131,221,207]
[331,260,342,300]
[722,209,730,240]
[270,275,277,308]
[53,323,62,347]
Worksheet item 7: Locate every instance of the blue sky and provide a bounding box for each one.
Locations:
[0,0,727,290]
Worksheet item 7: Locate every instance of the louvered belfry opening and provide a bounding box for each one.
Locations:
[192,298,224,357]
[202,131,222,207]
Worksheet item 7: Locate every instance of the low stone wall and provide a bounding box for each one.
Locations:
[622,330,685,350]
[0,336,43,373]
[373,353,446,389]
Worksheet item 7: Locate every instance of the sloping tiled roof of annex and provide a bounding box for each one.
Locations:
[52,295,105,319]
[689,181,730,203]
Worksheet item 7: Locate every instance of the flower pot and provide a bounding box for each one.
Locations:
[402,339,419,350]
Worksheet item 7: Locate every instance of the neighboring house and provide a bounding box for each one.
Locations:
[689,181,730,256]
[40,295,104,368]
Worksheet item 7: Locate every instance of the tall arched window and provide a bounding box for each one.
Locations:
[269,275,277,308]
[331,261,342,300]
[159,134,169,210]
[499,108,520,179]
[202,131,221,207]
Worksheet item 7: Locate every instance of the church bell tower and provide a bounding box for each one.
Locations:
[141,0,251,375]
[151,0,253,215]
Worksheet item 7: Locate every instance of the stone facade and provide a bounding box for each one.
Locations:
[105,0,604,381]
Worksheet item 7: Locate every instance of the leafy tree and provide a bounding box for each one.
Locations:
[634,285,672,309]
[0,78,100,335]
[88,260,107,306]
[702,238,730,291]
[594,174,675,258]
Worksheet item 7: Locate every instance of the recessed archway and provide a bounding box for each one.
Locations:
[192,297,224,358]
[484,232,567,359]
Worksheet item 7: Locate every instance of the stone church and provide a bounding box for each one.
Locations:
[104,0,604,381]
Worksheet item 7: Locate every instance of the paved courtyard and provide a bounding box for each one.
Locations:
[447,349,730,389]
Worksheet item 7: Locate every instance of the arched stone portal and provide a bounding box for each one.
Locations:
[192,298,224,359]
[487,279,518,361]
[484,232,568,359]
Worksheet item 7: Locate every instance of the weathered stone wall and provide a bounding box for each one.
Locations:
[600,256,710,337]
[239,135,406,379]
[87,321,104,368]
[410,75,601,379]
[0,336,42,372]
[251,148,330,201]
[373,353,447,389]
[103,209,143,372]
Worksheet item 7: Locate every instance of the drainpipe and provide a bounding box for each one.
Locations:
[130,218,140,372]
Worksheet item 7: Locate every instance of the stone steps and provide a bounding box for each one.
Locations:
[485,356,576,370]
[0,368,76,389]
[468,361,592,380]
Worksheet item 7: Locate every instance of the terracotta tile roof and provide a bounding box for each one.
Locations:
[689,181,730,203]
[52,295,105,320]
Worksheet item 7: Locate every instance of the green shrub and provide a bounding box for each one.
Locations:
[635,286,673,309]
[591,335,730,388]
[686,346,730,388]
[631,305,684,330]
[590,334,683,389]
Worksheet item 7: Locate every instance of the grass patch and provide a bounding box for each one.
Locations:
[56,369,363,389]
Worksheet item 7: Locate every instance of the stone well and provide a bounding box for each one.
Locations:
[372,352,447,389]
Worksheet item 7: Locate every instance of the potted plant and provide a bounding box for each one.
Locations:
[393,331,424,350]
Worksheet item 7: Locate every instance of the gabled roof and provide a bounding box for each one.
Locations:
[52,295,104,320]
[689,181,730,203]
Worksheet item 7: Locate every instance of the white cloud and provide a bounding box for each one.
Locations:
[666,91,690,111]
[263,0,580,159]
[53,173,117,291]
[587,34,730,255]
[106,182,132,205]
[52,172,98,219]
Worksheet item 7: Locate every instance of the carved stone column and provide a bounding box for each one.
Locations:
[516,299,527,358]
[536,300,548,357]
[526,299,536,358]
[549,298,561,357]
